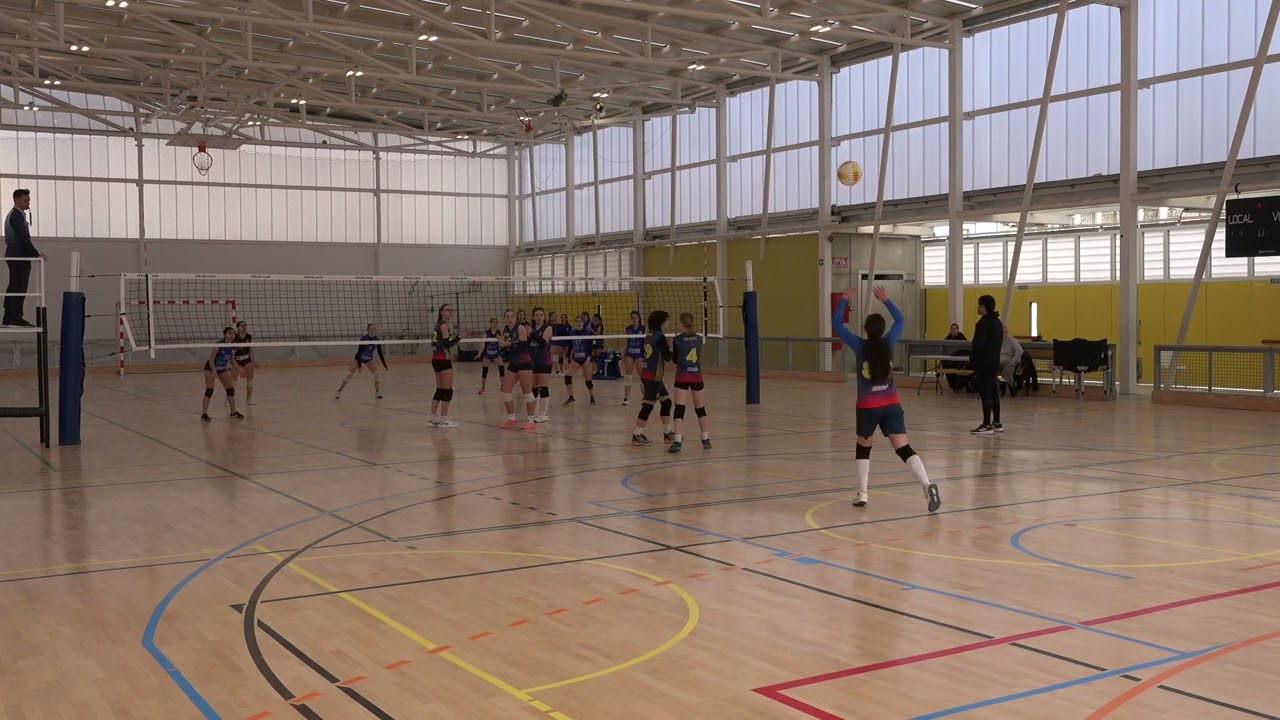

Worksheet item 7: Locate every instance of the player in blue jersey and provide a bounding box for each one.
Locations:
[479,317,505,395]
[430,304,461,428]
[667,312,710,453]
[621,311,645,407]
[632,310,674,447]
[554,313,573,376]
[562,314,596,406]
[201,326,244,422]
[497,309,537,430]
[529,307,556,422]
[335,323,387,400]
[832,286,940,513]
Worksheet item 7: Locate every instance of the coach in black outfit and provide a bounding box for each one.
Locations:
[3,189,43,328]
[969,294,1003,436]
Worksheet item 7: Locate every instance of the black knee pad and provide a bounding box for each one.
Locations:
[896,445,917,462]
[539,386,550,399]
[674,404,686,420]
[565,376,573,386]
[444,388,454,402]
[497,366,506,377]
[660,398,672,417]
[225,387,235,397]
[482,366,490,379]
[694,406,707,418]
[855,444,871,460]
[638,403,654,421]
[204,388,214,399]
[586,380,594,390]
[433,388,444,402]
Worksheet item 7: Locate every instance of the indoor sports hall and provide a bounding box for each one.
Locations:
[3,1,1280,718]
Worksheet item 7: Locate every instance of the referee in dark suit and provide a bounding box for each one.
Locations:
[3,189,43,328]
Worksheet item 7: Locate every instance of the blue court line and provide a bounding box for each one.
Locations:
[142,444,839,719]
[1009,516,1280,580]
[589,495,1184,655]
[911,643,1227,719]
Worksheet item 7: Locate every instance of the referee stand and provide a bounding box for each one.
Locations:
[0,256,50,447]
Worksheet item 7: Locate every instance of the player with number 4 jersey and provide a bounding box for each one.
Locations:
[668,312,710,453]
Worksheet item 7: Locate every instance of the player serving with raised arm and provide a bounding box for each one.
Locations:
[832,286,940,513]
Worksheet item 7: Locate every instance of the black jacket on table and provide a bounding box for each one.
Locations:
[970,312,1003,372]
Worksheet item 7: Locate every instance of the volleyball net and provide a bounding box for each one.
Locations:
[117,272,722,364]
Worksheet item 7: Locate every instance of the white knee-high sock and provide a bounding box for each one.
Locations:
[906,455,930,487]
[856,459,870,493]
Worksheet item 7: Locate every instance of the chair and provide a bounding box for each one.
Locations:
[1051,338,1109,397]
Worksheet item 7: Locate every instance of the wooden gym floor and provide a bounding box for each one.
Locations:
[1,364,1278,720]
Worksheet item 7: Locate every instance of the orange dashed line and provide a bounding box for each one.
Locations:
[975,525,992,530]
[384,660,412,669]
[507,619,531,628]
[687,572,710,579]
[947,529,965,534]
[1241,559,1280,572]
[721,565,742,571]
[582,598,605,606]
[881,537,901,543]
[426,646,452,655]
[245,713,272,720]
[289,693,321,706]
[916,532,932,538]
[756,558,776,565]
[545,607,569,616]
[336,676,367,687]
[468,631,493,641]
[617,588,641,595]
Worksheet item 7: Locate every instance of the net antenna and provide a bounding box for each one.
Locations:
[192,143,214,177]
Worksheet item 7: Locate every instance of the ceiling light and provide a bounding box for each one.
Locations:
[346,70,356,76]
[941,0,979,7]
[118,0,128,6]
[106,0,115,5]
[456,133,468,139]
[419,33,438,41]
[69,45,79,51]
[298,100,307,105]
[687,62,705,70]
[80,45,90,52]
[290,98,298,104]
[355,71,364,77]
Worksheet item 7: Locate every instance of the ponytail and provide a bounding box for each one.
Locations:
[863,314,892,383]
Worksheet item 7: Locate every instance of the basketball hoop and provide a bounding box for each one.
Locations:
[193,143,214,177]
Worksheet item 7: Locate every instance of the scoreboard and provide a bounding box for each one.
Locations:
[1225,195,1280,258]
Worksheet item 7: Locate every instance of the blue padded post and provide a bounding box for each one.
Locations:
[58,291,85,446]
[743,289,760,405]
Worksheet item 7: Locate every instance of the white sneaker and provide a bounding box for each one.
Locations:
[436,418,459,428]
[534,413,549,423]
[427,417,440,427]
[852,491,869,507]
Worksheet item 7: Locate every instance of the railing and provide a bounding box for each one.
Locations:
[0,256,50,446]
[1153,345,1279,396]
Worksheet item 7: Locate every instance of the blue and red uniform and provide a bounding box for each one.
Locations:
[673,332,703,389]
[482,329,502,360]
[529,321,552,373]
[833,297,907,438]
[625,324,645,359]
[505,323,532,371]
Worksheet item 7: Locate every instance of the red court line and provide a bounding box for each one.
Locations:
[245,713,272,720]
[1086,630,1280,719]
[384,660,411,669]
[753,579,1280,717]
[468,631,493,641]
[545,607,569,616]
[288,692,321,705]
[507,619,531,628]
[426,646,452,655]
[618,587,641,595]
[581,598,605,606]
[336,676,367,687]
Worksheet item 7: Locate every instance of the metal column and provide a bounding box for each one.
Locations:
[947,20,965,329]
[817,58,833,371]
[633,113,645,245]
[507,142,520,255]
[565,132,576,249]
[863,36,902,316]
[1174,0,1280,352]
[715,84,729,357]
[1001,0,1068,321]
[1117,0,1139,394]
[759,78,776,254]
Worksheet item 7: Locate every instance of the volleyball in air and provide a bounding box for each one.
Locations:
[837,160,863,187]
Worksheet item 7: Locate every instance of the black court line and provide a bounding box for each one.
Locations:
[231,604,395,720]
[578,521,1279,720]
[0,471,236,496]
[3,428,57,471]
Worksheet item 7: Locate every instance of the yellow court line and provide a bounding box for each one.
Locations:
[1183,498,1280,527]
[1074,524,1271,558]
[268,547,700,710]
[803,496,1280,570]
[0,547,225,576]
[291,548,700,693]
[256,545,571,720]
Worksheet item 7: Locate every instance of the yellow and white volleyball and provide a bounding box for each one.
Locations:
[837,160,863,187]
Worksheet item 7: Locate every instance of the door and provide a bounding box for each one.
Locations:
[857,273,915,336]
